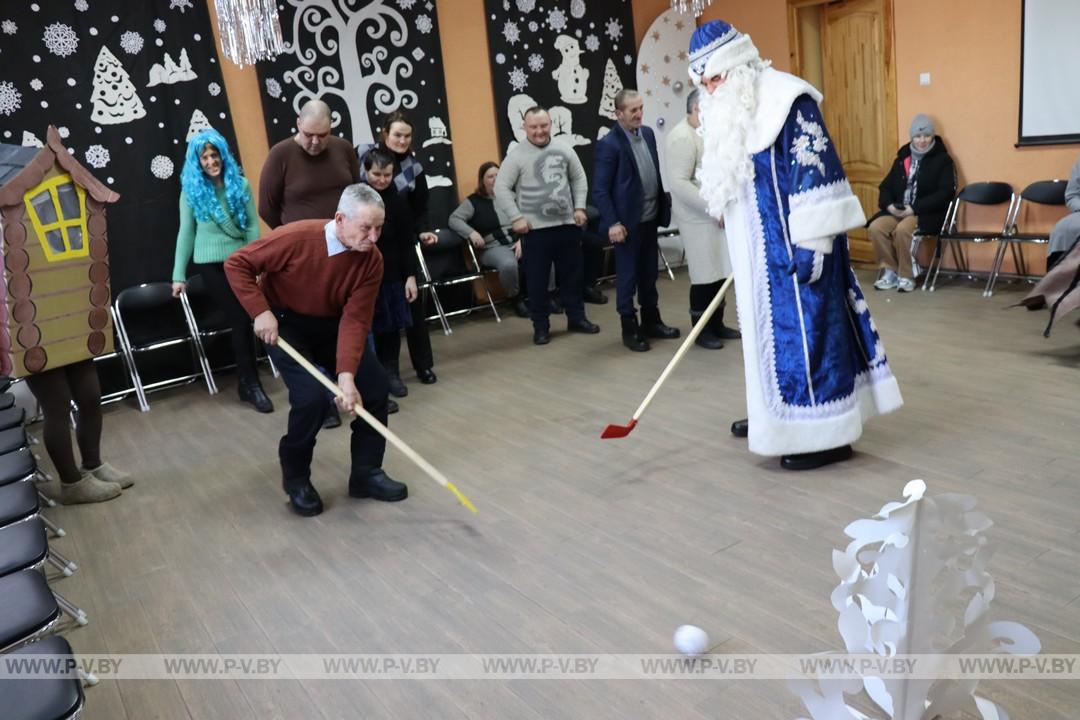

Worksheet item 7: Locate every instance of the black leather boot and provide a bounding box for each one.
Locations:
[780,445,853,470]
[641,307,680,339]
[620,314,650,352]
[238,378,274,413]
[349,468,408,501]
[386,371,408,398]
[711,299,741,340]
[730,419,748,437]
[691,311,724,349]
[284,482,323,516]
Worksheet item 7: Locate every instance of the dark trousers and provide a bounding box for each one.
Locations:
[268,310,389,491]
[524,225,585,329]
[193,261,258,383]
[25,360,102,485]
[581,228,608,287]
[374,299,433,375]
[613,220,659,317]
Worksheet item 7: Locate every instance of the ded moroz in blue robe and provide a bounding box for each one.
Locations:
[708,69,903,456]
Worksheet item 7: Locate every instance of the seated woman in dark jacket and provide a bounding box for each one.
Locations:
[868,114,956,292]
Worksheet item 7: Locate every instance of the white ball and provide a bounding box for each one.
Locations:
[673,625,709,657]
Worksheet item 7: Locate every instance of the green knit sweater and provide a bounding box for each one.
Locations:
[172,179,260,282]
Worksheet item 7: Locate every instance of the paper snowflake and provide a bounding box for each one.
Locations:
[30,78,43,91]
[1,20,16,35]
[495,52,506,65]
[624,54,632,65]
[527,53,544,72]
[85,144,110,169]
[415,14,432,34]
[169,0,193,12]
[516,0,536,12]
[604,18,622,41]
[154,19,166,33]
[120,30,144,54]
[508,66,528,92]
[150,155,174,179]
[265,78,282,98]
[396,0,416,8]
[58,126,71,138]
[547,9,567,32]
[208,81,221,96]
[502,20,520,45]
[43,22,79,57]
[584,33,599,52]
[75,0,88,10]
[570,0,585,18]
[528,21,538,32]
[0,82,21,116]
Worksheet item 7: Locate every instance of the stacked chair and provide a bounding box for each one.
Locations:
[0,377,93,718]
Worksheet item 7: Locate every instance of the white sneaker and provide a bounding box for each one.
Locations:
[873,269,899,290]
[897,277,916,293]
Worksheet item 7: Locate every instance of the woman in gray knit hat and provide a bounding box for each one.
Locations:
[868,113,956,292]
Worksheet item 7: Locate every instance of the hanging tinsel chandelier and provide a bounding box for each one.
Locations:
[214,0,285,67]
[670,0,712,18]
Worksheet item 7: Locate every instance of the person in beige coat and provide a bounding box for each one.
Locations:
[665,88,740,348]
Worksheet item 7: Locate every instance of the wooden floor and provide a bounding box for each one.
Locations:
[36,270,1080,719]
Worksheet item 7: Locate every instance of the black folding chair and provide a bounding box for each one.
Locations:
[923,181,1015,296]
[986,179,1069,296]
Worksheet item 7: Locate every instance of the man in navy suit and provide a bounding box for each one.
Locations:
[593,89,680,352]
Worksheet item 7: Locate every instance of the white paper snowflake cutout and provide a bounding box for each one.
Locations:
[528,21,538,32]
[547,8,567,32]
[75,0,89,10]
[516,0,536,11]
[150,155,174,179]
[85,144,110,169]
[0,82,21,116]
[604,18,622,41]
[624,54,632,65]
[208,82,221,96]
[508,67,528,92]
[29,78,43,91]
[584,34,599,52]
[154,18,166,33]
[120,30,144,54]
[397,0,416,8]
[58,126,71,138]
[415,14,432,34]
[570,0,586,18]
[169,0,193,12]
[1,20,16,36]
[527,53,544,72]
[43,22,79,57]
[503,20,520,45]
[495,52,506,65]
[265,78,282,98]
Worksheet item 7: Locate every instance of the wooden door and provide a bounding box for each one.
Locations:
[818,0,897,264]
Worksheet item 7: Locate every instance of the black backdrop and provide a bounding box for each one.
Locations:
[483,0,637,178]
[0,0,237,293]
[255,0,458,227]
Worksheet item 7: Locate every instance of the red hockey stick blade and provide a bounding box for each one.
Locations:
[600,418,637,439]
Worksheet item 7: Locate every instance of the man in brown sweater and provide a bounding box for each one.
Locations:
[258,100,360,229]
[226,184,406,517]
[259,98,365,427]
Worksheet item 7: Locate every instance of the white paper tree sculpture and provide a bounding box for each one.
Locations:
[91,46,147,125]
[790,480,1040,720]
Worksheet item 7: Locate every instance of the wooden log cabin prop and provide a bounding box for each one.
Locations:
[0,126,119,376]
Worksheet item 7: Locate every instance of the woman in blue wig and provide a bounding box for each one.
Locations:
[172,129,272,413]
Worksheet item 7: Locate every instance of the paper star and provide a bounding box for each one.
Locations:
[661,76,670,85]
[675,20,685,30]
[641,63,650,74]
[678,50,688,61]
[651,31,660,41]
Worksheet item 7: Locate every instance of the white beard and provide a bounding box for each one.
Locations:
[697,62,764,220]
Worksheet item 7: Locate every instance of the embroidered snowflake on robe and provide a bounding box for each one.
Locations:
[791,110,828,176]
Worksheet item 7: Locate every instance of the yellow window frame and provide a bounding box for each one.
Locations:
[23,173,90,263]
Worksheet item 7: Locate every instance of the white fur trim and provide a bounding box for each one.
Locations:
[809,250,825,283]
[795,236,834,254]
[747,69,823,154]
[701,35,760,82]
[789,194,865,247]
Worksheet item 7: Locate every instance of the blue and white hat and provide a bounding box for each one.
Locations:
[687,20,760,85]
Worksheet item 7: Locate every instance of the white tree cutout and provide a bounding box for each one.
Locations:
[790,480,1040,720]
[90,46,147,125]
[186,109,213,141]
[282,0,419,145]
[598,58,620,120]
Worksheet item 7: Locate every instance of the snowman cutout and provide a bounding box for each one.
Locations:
[552,35,589,105]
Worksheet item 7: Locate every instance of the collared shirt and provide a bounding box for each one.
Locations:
[619,124,659,222]
[325,220,348,257]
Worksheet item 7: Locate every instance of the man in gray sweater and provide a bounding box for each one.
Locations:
[494,106,600,345]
